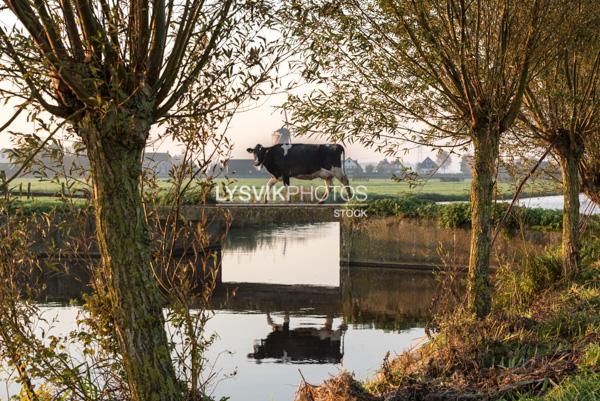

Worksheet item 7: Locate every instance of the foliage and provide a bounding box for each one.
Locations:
[284,0,561,153]
[582,343,600,368]
[3,199,87,215]
[438,203,471,229]
[283,0,568,318]
[495,250,563,309]
[359,196,437,219]
[358,197,568,232]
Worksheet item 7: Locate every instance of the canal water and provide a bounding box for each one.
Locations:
[9,222,432,401]
[513,194,597,214]
[210,223,429,400]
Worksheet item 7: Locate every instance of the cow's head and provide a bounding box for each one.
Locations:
[246,144,267,166]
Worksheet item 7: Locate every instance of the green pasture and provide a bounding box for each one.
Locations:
[212,177,557,201]
[6,176,562,203]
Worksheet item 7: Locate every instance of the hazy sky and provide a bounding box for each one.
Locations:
[0,90,459,169]
[198,92,456,168]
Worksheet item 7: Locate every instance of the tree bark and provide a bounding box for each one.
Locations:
[78,112,182,401]
[467,130,499,319]
[556,138,582,279]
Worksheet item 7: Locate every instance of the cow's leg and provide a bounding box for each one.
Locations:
[283,175,291,203]
[264,176,278,203]
[319,177,333,204]
[333,167,353,201]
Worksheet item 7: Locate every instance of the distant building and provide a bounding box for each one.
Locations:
[144,152,173,178]
[0,149,15,179]
[376,158,406,176]
[0,162,17,179]
[226,159,268,177]
[172,155,184,166]
[390,159,405,174]
[376,159,392,174]
[416,157,439,174]
[343,158,363,175]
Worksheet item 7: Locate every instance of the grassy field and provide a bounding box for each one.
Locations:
[5,176,562,202]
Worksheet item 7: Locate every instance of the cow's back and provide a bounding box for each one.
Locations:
[262,143,344,178]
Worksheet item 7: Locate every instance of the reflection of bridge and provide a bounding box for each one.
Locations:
[40,263,435,330]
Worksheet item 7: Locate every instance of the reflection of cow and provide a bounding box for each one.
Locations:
[247,313,346,364]
[246,143,352,202]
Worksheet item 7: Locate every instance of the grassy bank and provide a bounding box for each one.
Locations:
[297,239,600,401]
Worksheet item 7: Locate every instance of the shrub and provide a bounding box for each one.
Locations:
[361,197,569,232]
[4,199,89,214]
[362,197,439,219]
[495,250,563,309]
[156,185,216,205]
[520,252,563,295]
[438,202,470,228]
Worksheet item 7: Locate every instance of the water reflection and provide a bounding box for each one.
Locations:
[222,222,340,286]
[29,222,432,401]
[247,313,346,364]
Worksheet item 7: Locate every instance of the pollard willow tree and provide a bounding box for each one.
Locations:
[0,1,287,400]
[521,0,600,277]
[285,0,559,317]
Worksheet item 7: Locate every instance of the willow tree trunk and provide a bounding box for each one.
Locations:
[78,111,181,401]
[557,146,581,279]
[467,131,499,319]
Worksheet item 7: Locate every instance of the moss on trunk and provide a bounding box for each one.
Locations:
[467,131,499,319]
[78,111,182,401]
[556,135,582,279]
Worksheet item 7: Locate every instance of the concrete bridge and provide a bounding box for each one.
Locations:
[174,204,558,270]
[174,203,345,227]
[32,203,559,275]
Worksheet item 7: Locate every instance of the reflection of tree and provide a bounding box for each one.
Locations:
[341,267,436,330]
[224,224,318,253]
[247,313,346,364]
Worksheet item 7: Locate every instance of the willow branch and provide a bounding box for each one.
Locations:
[147,0,167,84]
[491,138,554,247]
[2,109,84,189]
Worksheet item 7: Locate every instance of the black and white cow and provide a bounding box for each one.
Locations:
[246,143,352,203]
